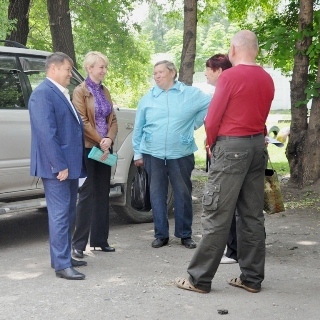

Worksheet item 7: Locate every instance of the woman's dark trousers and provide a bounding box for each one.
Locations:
[72,148,111,250]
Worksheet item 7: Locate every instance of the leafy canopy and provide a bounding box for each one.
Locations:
[0,0,17,40]
[25,0,153,108]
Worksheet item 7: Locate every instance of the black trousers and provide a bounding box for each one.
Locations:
[225,211,238,260]
[72,148,111,250]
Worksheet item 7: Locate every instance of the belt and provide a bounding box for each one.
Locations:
[216,133,263,141]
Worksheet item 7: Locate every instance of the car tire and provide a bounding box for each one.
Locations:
[112,162,174,223]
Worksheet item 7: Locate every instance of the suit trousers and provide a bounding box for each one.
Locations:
[187,135,267,292]
[72,148,111,250]
[42,178,78,271]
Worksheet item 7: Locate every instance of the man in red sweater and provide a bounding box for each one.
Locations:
[175,30,274,294]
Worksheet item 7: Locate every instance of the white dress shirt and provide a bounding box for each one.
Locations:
[46,77,80,123]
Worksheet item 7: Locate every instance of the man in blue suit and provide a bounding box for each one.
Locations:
[29,52,87,280]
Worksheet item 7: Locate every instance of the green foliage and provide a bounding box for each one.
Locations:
[195,22,239,72]
[197,0,226,21]
[241,1,297,74]
[0,0,16,40]
[225,0,281,22]
[140,2,174,52]
[22,0,154,108]
[243,1,320,107]
[71,0,153,107]
[162,28,183,67]
[27,0,53,51]
[160,0,184,25]
[70,0,153,108]
[139,1,240,74]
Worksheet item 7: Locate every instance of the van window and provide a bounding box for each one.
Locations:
[0,55,25,109]
[20,56,47,91]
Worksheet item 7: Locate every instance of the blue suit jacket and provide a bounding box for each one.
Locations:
[29,78,86,179]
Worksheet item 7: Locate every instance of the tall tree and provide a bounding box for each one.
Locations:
[244,0,320,187]
[287,0,313,187]
[178,0,197,85]
[5,0,31,46]
[47,0,77,66]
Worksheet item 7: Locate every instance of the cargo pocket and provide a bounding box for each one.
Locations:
[223,151,247,174]
[202,182,220,211]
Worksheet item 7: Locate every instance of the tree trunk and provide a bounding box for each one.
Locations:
[6,0,31,46]
[301,53,320,186]
[178,0,197,85]
[47,0,77,67]
[286,0,313,187]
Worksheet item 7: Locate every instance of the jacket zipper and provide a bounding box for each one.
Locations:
[164,91,170,165]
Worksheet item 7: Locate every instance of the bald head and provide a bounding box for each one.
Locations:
[229,30,259,66]
[231,30,258,51]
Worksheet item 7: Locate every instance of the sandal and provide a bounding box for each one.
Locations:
[175,277,209,293]
[228,277,260,293]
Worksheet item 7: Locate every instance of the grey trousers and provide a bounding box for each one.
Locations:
[187,134,267,292]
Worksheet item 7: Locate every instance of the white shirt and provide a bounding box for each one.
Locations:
[46,77,80,123]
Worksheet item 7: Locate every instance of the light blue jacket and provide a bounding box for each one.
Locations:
[132,81,211,160]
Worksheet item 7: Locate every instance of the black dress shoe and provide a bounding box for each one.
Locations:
[93,246,115,252]
[152,238,169,248]
[51,258,87,269]
[55,267,85,280]
[72,247,84,258]
[71,258,87,267]
[181,237,197,249]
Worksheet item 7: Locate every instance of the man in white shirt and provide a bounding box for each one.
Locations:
[28,52,87,280]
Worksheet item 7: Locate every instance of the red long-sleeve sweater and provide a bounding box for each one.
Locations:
[205,64,275,147]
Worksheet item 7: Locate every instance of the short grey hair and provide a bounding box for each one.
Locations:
[45,52,73,71]
[154,60,178,80]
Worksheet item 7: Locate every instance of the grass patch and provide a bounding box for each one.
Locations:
[194,153,207,171]
[191,175,208,182]
[269,109,291,115]
[285,191,320,210]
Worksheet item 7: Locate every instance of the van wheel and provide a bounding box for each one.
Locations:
[112,162,174,223]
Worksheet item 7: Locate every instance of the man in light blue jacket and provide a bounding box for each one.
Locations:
[132,60,211,249]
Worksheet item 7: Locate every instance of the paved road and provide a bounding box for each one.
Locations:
[0,201,319,320]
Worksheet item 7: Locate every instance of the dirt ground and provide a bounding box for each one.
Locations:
[0,169,319,320]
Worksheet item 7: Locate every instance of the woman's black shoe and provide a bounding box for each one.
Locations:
[72,247,84,258]
[94,246,115,252]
